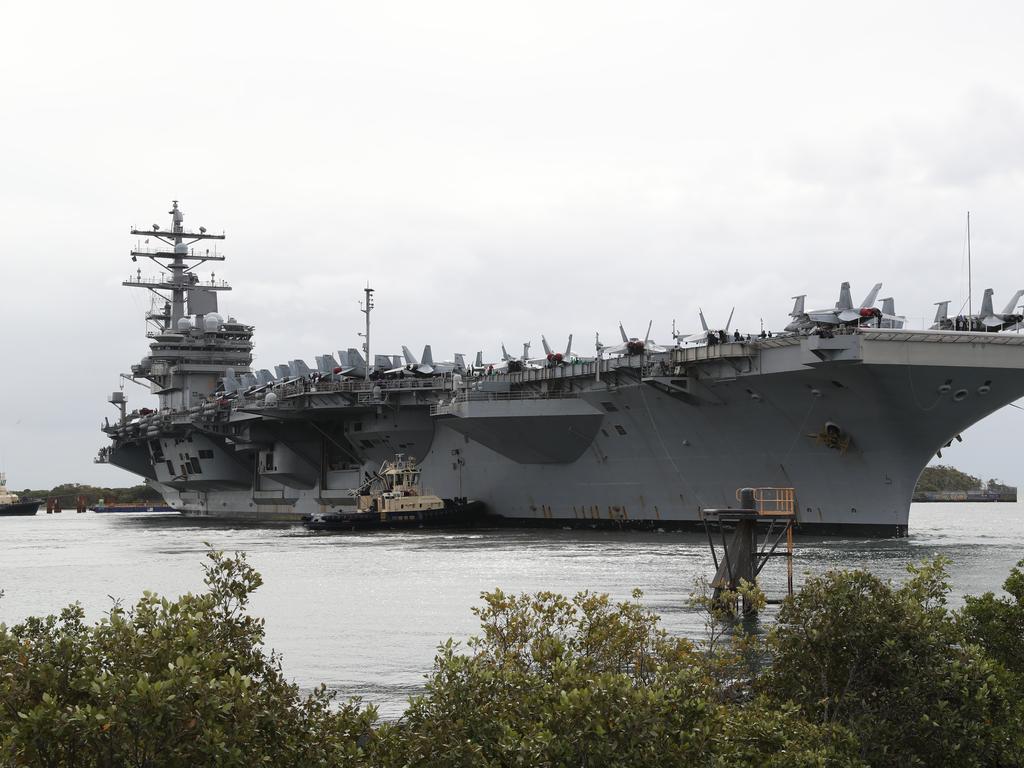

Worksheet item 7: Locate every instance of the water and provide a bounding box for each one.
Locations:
[2,503,1022,718]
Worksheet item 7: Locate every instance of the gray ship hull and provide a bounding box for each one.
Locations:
[108,331,1024,536]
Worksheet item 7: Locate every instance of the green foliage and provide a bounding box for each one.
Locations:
[0,550,375,767]
[960,559,1024,680]
[2,552,1023,766]
[915,464,982,492]
[378,589,863,767]
[986,478,1015,494]
[764,557,1022,767]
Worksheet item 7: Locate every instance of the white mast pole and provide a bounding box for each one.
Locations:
[967,211,972,320]
[361,285,374,384]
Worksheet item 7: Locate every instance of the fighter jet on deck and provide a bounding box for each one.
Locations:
[599,322,669,357]
[931,289,1024,331]
[674,308,736,346]
[785,282,883,332]
[386,345,467,376]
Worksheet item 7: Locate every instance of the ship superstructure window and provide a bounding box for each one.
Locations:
[614,425,627,435]
[199,449,214,459]
[165,460,174,474]
[190,457,202,474]
[601,402,619,412]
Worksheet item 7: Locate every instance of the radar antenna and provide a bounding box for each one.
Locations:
[126,200,228,330]
[359,285,375,383]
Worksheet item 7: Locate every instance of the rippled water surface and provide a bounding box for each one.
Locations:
[2,503,1021,717]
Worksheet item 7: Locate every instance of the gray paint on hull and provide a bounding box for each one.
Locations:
[106,331,1024,534]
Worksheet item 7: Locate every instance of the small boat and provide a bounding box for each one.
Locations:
[0,472,41,517]
[303,454,484,532]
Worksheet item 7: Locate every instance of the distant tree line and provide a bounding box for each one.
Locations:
[915,464,1014,493]
[2,550,1022,766]
[18,483,162,504]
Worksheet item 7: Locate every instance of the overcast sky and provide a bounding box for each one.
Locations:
[2,1,1024,491]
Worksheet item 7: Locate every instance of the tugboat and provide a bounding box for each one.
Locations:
[303,455,483,532]
[0,472,41,516]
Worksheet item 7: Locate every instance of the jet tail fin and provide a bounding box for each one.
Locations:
[541,335,553,356]
[860,282,882,308]
[980,288,995,318]
[881,297,895,316]
[1001,289,1024,315]
[501,343,511,361]
[725,307,735,332]
[698,308,708,332]
[421,345,433,366]
[401,345,418,366]
[348,348,366,367]
[316,354,339,373]
[453,353,466,372]
[837,282,853,311]
[619,322,629,343]
[933,301,950,324]
[475,351,483,368]
[564,334,573,358]
[790,295,806,317]
[288,360,309,377]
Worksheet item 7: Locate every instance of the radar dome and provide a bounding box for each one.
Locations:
[264,392,278,406]
[176,317,192,331]
[203,314,221,332]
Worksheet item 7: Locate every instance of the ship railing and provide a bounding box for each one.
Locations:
[232,374,457,408]
[285,375,455,396]
[124,275,232,289]
[670,341,755,365]
[430,389,579,415]
[483,359,616,383]
[459,389,579,403]
[144,331,253,343]
[129,247,226,259]
[739,487,797,518]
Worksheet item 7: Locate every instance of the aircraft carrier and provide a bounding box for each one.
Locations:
[97,203,1024,535]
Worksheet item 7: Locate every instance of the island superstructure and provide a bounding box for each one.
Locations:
[97,203,1024,535]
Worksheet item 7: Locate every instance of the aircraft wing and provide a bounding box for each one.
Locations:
[808,311,839,324]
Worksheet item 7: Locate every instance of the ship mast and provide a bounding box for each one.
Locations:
[126,201,229,328]
[967,211,972,319]
[359,285,375,383]
[120,202,252,411]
